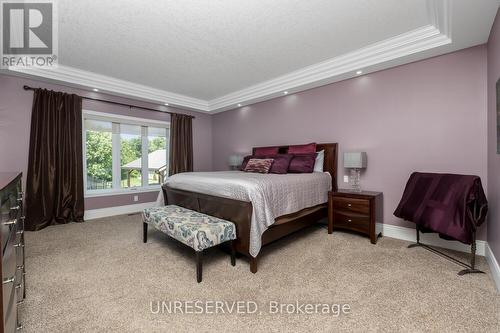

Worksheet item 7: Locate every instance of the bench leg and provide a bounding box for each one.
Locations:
[143,222,148,243]
[230,240,236,266]
[250,257,258,274]
[196,251,203,283]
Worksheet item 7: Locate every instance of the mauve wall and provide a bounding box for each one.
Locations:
[0,74,212,210]
[487,10,500,260]
[212,45,488,239]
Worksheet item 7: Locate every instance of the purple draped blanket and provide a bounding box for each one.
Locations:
[394,172,487,245]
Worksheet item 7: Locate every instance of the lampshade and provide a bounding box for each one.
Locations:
[228,154,244,167]
[343,152,367,169]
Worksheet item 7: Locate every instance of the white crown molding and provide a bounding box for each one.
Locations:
[4,0,452,114]
[427,0,451,38]
[208,0,452,112]
[6,65,210,112]
[209,26,450,112]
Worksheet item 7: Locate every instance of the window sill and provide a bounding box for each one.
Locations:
[84,186,161,198]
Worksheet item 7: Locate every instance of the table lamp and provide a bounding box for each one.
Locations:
[228,154,244,170]
[343,152,367,192]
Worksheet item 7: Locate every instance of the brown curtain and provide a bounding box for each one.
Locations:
[25,89,84,231]
[168,113,193,176]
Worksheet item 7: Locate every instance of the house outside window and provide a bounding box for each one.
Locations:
[83,110,169,197]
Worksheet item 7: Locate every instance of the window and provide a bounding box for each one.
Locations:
[85,119,113,190]
[147,127,168,185]
[83,111,169,196]
[120,124,142,188]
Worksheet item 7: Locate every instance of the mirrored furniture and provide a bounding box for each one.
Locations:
[0,173,25,332]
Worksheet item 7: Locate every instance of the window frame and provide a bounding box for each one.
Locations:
[82,110,169,198]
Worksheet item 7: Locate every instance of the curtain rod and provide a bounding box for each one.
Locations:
[22,85,195,119]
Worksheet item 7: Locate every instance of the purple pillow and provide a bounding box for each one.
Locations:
[254,147,279,155]
[288,153,317,173]
[240,154,292,173]
[268,154,293,174]
[288,143,316,154]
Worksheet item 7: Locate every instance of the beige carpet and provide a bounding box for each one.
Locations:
[21,213,499,332]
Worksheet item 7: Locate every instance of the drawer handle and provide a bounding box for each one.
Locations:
[17,265,24,270]
[15,284,22,290]
[10,205,20,211]
[3,219,17,226]
[14,242,24,248]
[16,198,23,203]
[16,324,23,330]
[3,276,15,284]
[16,230,24,235]
[16,299,24,305]
[347,204,352,207]
[347,219,352,223]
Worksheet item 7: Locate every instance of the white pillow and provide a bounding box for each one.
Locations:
[314,150,324,172]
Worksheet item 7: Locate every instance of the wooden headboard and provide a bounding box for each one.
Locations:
[252,143,338,191]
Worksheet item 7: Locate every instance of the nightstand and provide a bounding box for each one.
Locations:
[328,190,383,244]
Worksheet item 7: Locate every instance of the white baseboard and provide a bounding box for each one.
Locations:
[84,202,156,220]
[485,244,500,292]
[376,223,486,256]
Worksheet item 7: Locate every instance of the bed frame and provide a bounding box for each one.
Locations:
[162,143,338,273]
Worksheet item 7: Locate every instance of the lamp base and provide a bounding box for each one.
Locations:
[349,169,362,192]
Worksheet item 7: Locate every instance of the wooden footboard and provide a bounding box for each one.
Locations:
[162,185,327,273]
[163,186,253,257]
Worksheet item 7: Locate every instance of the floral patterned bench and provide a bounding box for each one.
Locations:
[142,205,237,283]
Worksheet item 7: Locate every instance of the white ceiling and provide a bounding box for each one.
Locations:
[57,0,428,99]
[4,0,500,113]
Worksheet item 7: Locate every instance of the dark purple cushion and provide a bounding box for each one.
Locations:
[254,147,279,155]
[288,143,316,154]
[288,153,317,173]
[268,154,293,174]
[240,154,292,174]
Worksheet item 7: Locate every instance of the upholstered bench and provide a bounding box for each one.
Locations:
[142,205,237,283]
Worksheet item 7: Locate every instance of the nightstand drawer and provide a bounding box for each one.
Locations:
[332,196,370,214]
[328,190,382,244]
[333,212,370,233]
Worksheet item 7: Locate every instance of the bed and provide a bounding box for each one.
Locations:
[160,143,338,273]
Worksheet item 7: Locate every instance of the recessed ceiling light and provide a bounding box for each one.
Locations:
[164,103,169,106]
[93,88,99,92]
[237,103,242,107]
[283,91,288,95]
[356,70,363,75]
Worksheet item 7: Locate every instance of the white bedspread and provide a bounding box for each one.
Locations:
[156,171,331,257]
